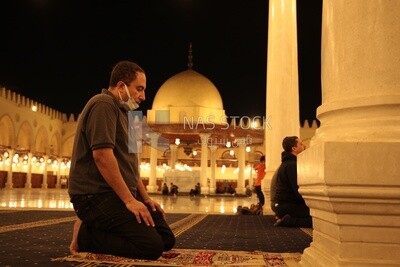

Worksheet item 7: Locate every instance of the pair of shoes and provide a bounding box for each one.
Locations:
[274,214,291,227]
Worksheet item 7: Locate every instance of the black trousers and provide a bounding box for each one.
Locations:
[70,191,175,260]
[273,201,312,228]
[254,185,265,206]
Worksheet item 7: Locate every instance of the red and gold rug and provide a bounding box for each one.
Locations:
[52,249,302,266]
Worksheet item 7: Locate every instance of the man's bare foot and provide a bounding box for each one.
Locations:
[69,219,82,254]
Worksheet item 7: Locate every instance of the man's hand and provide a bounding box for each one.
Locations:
[143,198,167,221]
[125,199,155,227]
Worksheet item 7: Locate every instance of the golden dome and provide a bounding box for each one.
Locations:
[152,69,223,109]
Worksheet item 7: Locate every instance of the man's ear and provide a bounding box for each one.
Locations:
[116,81,126,93]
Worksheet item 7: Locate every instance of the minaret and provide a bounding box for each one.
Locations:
[187,43,193,70]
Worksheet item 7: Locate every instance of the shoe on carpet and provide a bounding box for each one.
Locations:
[274,214,291,227]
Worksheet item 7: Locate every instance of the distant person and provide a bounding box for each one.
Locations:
[273,136,312,228]
[253,155,266,206]
[189,182,201,196]
[216,185,225,194]
[226,184,236,195]
[162,183,169,195]
[170,183,179,195]
[245,184,253,197]
[68,60,175,260]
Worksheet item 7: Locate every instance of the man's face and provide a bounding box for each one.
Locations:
[125,72,146,104]
[293,138,306,155]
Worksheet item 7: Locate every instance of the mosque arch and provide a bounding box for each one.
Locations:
[16,121,33,150]
[0,114,15,147]
[34,126,49,153]
[50,131,61,156]
[61,134,74,157]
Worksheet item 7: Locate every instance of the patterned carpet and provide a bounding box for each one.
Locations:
[0,210,312,266]
[54,249,302,266]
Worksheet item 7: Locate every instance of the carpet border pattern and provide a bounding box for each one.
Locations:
[52,249,302,266]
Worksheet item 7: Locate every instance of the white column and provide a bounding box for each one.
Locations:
[56,157,61,189]
[5,149,14,189]
[199,133,210,194]
[265,0,300,191]
[209,145,218,194]
[169,144,178,170]
[236,138,246,195]
[25,152,32,188]
[147,132,160,193]
[42,155,48,189]
[299,1,400,266]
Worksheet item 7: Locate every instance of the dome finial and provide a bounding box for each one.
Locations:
[188,42,193,70]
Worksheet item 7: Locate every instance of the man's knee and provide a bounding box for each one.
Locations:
[163,233,176,251]
[134,235,165,260]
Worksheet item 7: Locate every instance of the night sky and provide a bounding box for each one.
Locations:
[1,0,322,124]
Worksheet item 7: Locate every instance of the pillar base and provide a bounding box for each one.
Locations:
[146,185,158,193]
[298,141,400,267]
[201,186,210,195]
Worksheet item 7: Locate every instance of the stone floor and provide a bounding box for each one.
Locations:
[0,188,274,215]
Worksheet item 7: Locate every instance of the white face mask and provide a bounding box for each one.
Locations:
[118,84,139,111]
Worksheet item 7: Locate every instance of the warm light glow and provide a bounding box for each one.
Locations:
[246,146,251,152]
[229,150,235,156]
[251,119,260,129]
[226,141,231,148]
[31,105,38,112]
[175,138,180,145]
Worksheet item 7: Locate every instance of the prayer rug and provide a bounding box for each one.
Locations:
[52,249,302,266]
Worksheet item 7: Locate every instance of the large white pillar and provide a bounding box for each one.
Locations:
[265,0,300,191]
[299,1,400,266]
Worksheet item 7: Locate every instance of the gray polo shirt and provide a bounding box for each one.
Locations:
[68,89,139,196]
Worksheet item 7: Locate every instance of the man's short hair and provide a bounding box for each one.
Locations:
[282,136,298,152]
[260,155,265,162]
[109,60,145,87]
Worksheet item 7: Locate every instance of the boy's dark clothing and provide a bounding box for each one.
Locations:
[273,151,312,228]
